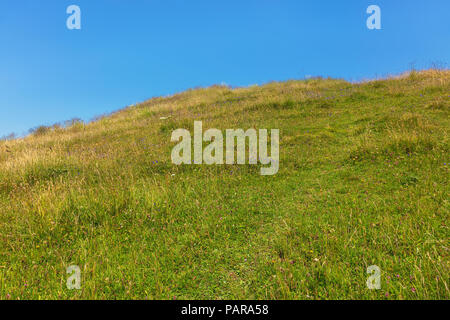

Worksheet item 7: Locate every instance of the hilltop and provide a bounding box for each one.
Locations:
[0,69,449,299]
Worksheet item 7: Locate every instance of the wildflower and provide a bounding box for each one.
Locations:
[411,287,416,293]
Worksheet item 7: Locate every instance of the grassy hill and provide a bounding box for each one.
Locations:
[0,69,448,300]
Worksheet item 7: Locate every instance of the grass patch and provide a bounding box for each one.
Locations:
[0,69,449,300]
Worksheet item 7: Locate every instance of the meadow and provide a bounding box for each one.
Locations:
[0,69,448,299]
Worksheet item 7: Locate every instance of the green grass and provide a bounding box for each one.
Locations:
[0,69,449,300]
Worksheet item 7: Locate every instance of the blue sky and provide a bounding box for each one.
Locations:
[0,0,448,137]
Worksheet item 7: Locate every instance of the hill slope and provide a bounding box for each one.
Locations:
[0,69,449,299]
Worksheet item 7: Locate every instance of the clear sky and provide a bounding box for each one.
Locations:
[0,0,449,137]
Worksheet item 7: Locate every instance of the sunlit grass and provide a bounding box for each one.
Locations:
[0,69,449,299]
